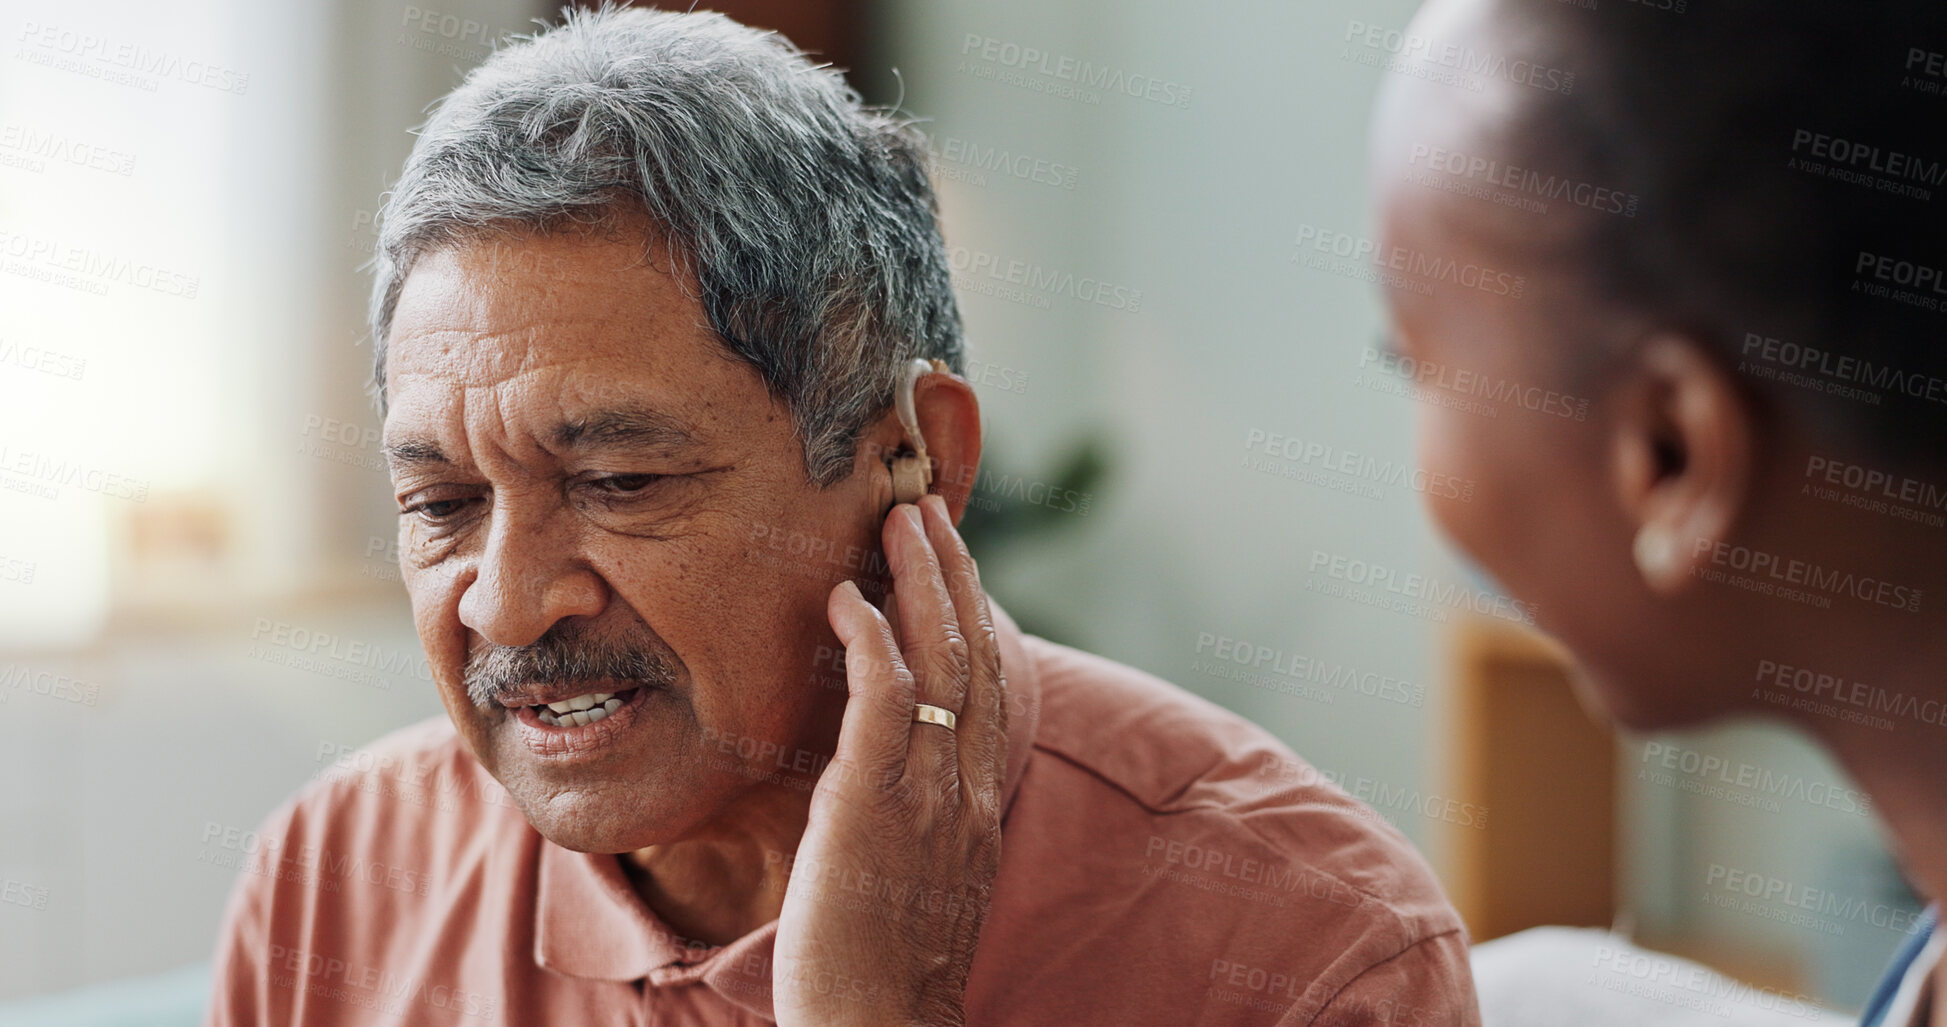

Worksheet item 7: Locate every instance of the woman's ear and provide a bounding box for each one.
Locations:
[1610,335,1757,593]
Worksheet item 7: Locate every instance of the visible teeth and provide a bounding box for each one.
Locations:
[544,691,614,714]
[534,692,628,728]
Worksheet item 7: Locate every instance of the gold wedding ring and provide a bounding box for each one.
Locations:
[912,703,958,731]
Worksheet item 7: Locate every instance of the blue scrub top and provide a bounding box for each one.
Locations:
[1861,908,1940,1027]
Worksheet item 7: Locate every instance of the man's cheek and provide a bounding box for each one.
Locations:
[405,564,475,694]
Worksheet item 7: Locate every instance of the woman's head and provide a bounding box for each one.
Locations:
[1369,0,1947,730]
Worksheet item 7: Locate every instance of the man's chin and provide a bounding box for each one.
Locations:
[506,781,708,854]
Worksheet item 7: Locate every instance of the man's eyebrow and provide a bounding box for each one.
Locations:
[551,406,702,451]
[384,438,450,468]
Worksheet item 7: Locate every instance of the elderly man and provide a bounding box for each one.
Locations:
[207,9,1476,1025]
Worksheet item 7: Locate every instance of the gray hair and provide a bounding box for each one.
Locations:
[368,5,963,484]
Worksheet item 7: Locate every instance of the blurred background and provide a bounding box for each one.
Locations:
[0,0,1920,1019]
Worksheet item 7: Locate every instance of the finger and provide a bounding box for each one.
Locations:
[883,502,968,790]
[918,494,1007,807]
[826,579,915,785]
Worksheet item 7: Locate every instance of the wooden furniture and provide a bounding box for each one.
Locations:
[1445,618,1616,942]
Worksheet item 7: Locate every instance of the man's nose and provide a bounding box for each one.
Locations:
[457,511,607,647]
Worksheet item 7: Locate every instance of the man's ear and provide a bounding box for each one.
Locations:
[910,371,983,525]
[1609,335,1756,594]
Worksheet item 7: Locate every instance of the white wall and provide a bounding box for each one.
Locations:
[882,0,1456,861]
[0,0,540,998]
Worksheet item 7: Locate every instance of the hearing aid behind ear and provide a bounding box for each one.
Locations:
[889,357,947,506]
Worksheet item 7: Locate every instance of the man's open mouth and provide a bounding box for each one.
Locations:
[505,685,655,759]
[527,687,639,728]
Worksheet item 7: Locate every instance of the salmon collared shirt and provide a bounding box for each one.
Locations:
[208,605,1480,1026]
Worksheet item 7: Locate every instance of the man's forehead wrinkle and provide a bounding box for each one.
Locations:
[389,334,645,411]
[456,377,576,476]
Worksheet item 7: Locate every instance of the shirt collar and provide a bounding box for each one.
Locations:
[535,599,1043,1018]
[1861,907,1941,1027]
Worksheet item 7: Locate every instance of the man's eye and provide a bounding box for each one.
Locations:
[587,474,664,496]
[403,497,472,521]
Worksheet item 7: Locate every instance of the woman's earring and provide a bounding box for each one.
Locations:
[1632,524,1679,584]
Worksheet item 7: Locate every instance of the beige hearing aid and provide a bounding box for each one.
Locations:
[889,357,948,506]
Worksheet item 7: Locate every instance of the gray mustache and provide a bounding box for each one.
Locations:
[464,623,679,707]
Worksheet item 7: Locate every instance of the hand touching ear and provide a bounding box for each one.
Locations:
[772,495,1007,1027]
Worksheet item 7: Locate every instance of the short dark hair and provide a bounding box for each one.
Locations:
[1493,0,1947,468]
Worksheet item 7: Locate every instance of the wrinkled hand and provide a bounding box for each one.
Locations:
[773,495,1008,1027]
